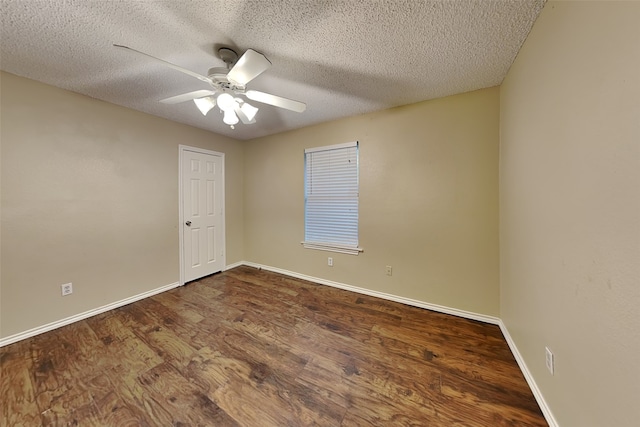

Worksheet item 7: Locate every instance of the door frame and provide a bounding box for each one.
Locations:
[178,144,226,286]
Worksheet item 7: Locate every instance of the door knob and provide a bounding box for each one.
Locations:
[185,221,192,226]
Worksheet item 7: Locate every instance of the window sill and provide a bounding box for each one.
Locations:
[301,241,363,255]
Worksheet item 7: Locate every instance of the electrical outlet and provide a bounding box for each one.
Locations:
[61,283,73,296]
[545,347,554,375]
[386,265,393,276]
[328,257,333,267]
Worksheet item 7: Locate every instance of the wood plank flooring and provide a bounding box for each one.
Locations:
[1,266,547,426]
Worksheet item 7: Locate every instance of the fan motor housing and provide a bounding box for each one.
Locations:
[218,47,238,65]
[207,67,245,91]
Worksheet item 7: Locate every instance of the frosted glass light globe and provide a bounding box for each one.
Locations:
[216,93,235,112]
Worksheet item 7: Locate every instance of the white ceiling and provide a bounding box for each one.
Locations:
[0,0,546,140]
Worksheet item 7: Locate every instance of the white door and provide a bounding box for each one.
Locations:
[181,147,225,283]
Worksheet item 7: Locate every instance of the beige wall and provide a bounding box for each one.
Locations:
[1,73,499,339]
[500,2,640,426]
[0,72,244,338]
[245,87,500,316]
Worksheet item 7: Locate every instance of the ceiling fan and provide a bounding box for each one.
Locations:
[113,44,306,128]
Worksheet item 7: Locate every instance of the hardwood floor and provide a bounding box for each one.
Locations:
[1,266,547,426]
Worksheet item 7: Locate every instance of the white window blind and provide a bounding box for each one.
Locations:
[303,141,362,255]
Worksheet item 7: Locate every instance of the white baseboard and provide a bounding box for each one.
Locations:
[240,261,501,324]
[0,261,256,347]
[499,320,559,427]
[0,281,180,348]
[224,261,245,271]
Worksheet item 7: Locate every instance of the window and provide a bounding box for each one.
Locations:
[303,141,362,255]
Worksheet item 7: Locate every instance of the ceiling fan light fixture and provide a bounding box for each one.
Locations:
[113,45,305,130]
[193,96,216,116]
[216,92,235,112]
[223,109,239,126]
[236,100,259,123]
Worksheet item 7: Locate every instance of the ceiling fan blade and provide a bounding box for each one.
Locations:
[227,49,271,86]
[113,44,211,84]
[160,90,216,104]
[245,90,306,113]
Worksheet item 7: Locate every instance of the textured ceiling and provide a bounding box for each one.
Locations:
[0,0,545,140]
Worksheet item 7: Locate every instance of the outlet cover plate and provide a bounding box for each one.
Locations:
[61,283,73,296]
[545,347,554,375]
